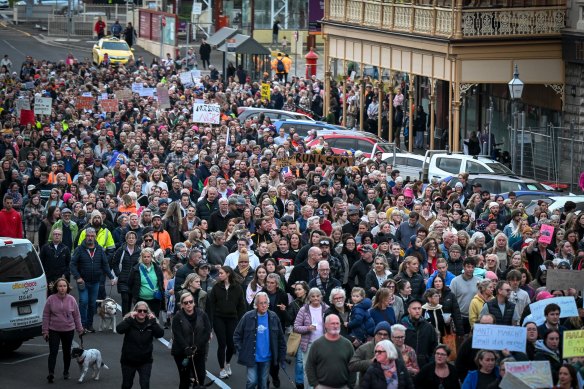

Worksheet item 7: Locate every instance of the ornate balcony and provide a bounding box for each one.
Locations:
[326,0,566,39]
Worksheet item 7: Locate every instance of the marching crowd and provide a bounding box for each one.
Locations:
[1,50,584,389]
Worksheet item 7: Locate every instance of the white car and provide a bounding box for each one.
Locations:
[15,0,83,14]
[383,153,427,181]
[525,195,584,215]
[0,0,9,9]
[425,151,514,181]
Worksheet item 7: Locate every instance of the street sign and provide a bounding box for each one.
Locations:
[226,38,237,52]
[192,3,202,15]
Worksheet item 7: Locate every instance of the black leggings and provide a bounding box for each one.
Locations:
[48,329,74,375]
[121,292,133,317]
[213,317,238,369]
[174,353,206,389]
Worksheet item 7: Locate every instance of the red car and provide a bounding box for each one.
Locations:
[305,132,395,158]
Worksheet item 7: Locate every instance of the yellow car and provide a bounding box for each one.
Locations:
[92,36,134,65]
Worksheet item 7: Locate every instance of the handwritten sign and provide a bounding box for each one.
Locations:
[34,96,52,115]
[529,296,578,325]
[131,83,143,93]
[190,69,201,78]
[140,88,155,97]
[546,269,584,291]
[156,86,171,109]
[472,324,526,352]
[500,361,553,389]
[539,224,554,245]
[15,98,30,115]
[276,154,355,168]
[192,103,220,124]
[563,330,584,358]
[179,71,194,87]
[261,83,271,101]
[115,89,133,100]
[76,96,94,110]
[100,99,119,112]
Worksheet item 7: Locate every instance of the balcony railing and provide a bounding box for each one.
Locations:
[327,0,565,38]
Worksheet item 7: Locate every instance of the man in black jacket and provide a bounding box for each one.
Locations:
[39,228,71,293]
[199,38,211,69]
[196,186,219,221]
[401,298,438,368]
[116,301,164,389]
[70,227,117,333]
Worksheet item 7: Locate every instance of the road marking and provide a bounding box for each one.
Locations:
[156,338,231,388]
[0,352,49,364]
[3,39,26,56]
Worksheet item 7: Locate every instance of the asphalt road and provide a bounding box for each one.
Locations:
[0,287,298,389]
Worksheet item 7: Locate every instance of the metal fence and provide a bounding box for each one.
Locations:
[508,120,583,191]
[47,4,131,36]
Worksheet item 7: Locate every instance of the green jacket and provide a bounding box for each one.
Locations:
[48,219,78,246]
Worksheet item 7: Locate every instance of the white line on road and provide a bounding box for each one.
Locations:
[3,39,26,57]
[157,338,231,389]
[0,352,49,365]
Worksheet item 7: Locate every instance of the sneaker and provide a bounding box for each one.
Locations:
[225,364,232,376]
[219,369,229,379]
[47,374,54,383]
[86,326,96,333]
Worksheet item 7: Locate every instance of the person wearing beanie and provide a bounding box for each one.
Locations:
[348,321,394,385]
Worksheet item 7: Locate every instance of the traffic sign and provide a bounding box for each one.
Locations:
[192,3,202,15]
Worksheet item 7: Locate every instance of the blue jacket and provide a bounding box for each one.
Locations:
[426,270,456,289]
[233,309,286,368]
[461,367,500,389]
[348,298,375,341]
[369,305,397,326]
[70,242,114,283]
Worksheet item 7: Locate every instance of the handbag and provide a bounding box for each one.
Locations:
[140,265,162,300]
[286,332,302,357]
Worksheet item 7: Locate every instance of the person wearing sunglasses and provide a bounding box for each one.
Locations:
[116,301,164,389]
[359,339,414,389]
[171,292,212,389]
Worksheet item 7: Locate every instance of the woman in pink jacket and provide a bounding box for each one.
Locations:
[42,278,84,383]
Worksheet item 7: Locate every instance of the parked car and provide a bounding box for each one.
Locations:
[443,174,549,195]
[92,36,134,65]
[525,195,584,215]
[498,190,562,205]
[237,108,315,123]
[0,0,9,9]
[15,0,83,14]
[383,153,427,182]
[305,132,397,158]
[422,151,515,182]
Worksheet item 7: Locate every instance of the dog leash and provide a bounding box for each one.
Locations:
[79,332,84,349]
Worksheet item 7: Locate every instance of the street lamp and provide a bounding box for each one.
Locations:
[508,64,524,174]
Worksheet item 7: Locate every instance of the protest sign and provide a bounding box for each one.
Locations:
[115,89,133,100]
[34,96,52,115]
[529,296,578,325]
[156,86,171,109]
[261,83,271,101]
[76,96,94,110]
[546,269,584,291]
[471,324,526,352]
[19,109,35,126]
[276,154,355,168]
[192,104,220,124]
[190,69,201,78]
[100,99,119,112]
[131,83,143,93]
[539,224,554,245]
[563,330,584,358]
[24,81,35,90]
[139,88,155,97]
[500,361,553,389]
[179,72,193,87]
[15,98,30,116]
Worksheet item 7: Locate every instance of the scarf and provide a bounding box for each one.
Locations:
[238,264,251,277]
[380,360,398,389]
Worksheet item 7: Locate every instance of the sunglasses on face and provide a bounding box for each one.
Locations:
[182,300,194,305]
[136,309,148,313]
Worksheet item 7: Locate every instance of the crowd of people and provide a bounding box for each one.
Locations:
[2,50,584,389]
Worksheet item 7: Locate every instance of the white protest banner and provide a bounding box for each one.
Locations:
[156,86,171,109]
[529,296,578,325]
[192,104,220,124]
[471,324,526,352]
[15,98,30,116]
[131,83,143,93]
[546,269,584,291]
[190,69,201,78]
[34,96,52,115]
[500,361,552,389]
[179,72,193,87]
[82,92,93,97]
[139,88,156,97]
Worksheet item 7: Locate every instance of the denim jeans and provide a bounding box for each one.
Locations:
[302,343,313,389]
[295,348,304,385]
[79,281,100,327]
[246,361,270,389]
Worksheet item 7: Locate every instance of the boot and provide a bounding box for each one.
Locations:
[296,384,304,389]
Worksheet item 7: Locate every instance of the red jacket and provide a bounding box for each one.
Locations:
[0,208,23,238]
[94,20,106,35]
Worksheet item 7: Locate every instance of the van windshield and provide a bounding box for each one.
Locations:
[486,162,514,175]
[0,243,43,282]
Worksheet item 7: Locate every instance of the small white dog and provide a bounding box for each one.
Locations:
[71,347,109,382]
[96,297,118,332]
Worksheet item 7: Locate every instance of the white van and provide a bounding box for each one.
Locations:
[0,238,47,352]
[423,151,514,182]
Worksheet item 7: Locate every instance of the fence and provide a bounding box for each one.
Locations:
[46,4,132,36]
[508,121,583,192]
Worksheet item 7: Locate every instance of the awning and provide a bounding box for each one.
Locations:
[206,27,238,47]
[217,34,270,55]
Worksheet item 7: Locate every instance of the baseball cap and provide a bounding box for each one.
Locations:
[360,244,374,253]
[315,208,324,217]
[61,208,72,214]
[347,205,359,215]
[152,214,162,219]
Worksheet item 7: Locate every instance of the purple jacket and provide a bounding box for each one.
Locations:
[293,302,329,352]
[42,293,83,334]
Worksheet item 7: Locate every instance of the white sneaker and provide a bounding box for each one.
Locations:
[225,364,232,376]
[219,369,229,379]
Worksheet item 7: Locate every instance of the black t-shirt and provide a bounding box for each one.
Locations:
[476,371,497,389]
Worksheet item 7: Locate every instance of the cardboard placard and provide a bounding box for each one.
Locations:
[471,324,527,352]
[156,86,171,109]
[538,224,554,245]
[500,361,553,389]
[546,269,584,291]
[563,330,584,358]
[34,96,52,115]
[115,89,133,100]
[529,296,578,325]
[100,99,119,112]
[76,96,94,110]
[276,154,355,168]
[261,83,271,101]
[15,98,30,115]
[192,103,220,124]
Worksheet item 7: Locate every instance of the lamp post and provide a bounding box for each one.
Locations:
[508,64,524,174]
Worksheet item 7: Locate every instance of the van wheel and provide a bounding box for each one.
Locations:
[0,340,23,354]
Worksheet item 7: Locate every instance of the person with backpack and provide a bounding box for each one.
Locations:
[272,53,286,82]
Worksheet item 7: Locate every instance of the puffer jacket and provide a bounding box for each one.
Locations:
[111,244,141,293]
[397,270,426,299]
[39,242,71,283]
[171,308,212,358]
[116,316,164,366]
[348,298,375,342]
[70,242,114,283]
[293,302,329,352]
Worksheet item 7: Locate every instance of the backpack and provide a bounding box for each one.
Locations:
[276,59,285,72]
